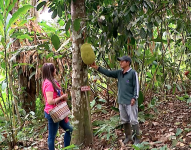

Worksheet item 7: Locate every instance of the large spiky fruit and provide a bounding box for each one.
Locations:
[80,43,96,65]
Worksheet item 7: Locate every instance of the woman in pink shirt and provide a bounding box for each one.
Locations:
[42,63,73,150]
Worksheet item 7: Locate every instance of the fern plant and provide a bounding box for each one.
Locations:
[94,115,120,142]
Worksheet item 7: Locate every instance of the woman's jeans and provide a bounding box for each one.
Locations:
[45,112,73,150]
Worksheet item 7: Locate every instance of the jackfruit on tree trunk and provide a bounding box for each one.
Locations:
[80,43,96,65]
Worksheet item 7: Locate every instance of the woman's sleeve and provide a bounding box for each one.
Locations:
[44,81,54,92]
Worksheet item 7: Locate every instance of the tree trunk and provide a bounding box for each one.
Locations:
[19,70,36,113]
[31,0,40,23]
[17,0,39,113]
[70,0,93,146]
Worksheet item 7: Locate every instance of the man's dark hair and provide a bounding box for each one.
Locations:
[125,60,131,65]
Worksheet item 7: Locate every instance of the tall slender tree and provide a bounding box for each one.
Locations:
[70,0,93,146]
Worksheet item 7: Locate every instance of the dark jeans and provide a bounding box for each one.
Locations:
[44,112,73,150]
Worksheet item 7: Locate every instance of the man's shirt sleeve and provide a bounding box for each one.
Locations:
[133,71,139,100]
[98,67,118,78]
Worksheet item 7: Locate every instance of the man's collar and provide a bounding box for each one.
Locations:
[122,67,132,73]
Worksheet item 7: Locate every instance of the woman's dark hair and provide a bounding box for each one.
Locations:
[42,63,60,91]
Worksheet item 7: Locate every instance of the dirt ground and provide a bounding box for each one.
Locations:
[10,92,191,150]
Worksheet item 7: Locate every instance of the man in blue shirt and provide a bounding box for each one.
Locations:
[90,55,140,144]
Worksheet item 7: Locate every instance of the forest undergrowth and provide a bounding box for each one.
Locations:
[2,83,191,150]
[22,88,191,150]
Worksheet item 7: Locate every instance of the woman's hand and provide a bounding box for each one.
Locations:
[46,92,68,105]
[61,93,68,100]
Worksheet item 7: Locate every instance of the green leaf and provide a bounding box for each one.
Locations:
[63,144,77,149]
[46,52,54,59]
[38,42,50,50]
[18,20,28,26]
[6,5,34,33]
[0,133,5,143]
[61,4,65,11]
[0,74,5,82]
[58,19,65,26]
[138,91,144,107]
[1,37,6,47]
[0,116,8,121]
[125,13,131,23]
[98,99,107,103]
[57,6,62,17]
[176,84,182,91]
[146,72,152,78]
[13,63,31,68]
[90,99,96,108]
[145,0,153,8]
[6,0,18,18]
[0,0,5,12]
[8,28,16,36]
[132,145,140,150]
[183,94,189,99]
[96,104,102,109]
[153,61,158,66]
[187,98,191,104]
[131,37,135,45]
[73,18,81,32]
[176,128,182,136]
[29,71,36,80]
[92,120,105,126]
[106,134,110,140]
[132,142,150,149]
[51,9,57,19]
[156,70,163,75]
[17,34,33,40]
[36,1,46,11]
[0,13,4,36]
[48,7,54,13]
[0,51,5,56]
[140,28,146,39]
[155,16,162,24]
[151,66,156,74]
[147,22,153,32]
[111,106,119,112]
[2,81,7,91]
[30,111,35,116]
[176,96,184,101]
[154,20,159,26]
[39,22,56,32]
[101,109,107,114]
[65,20,71,31]
[54,55,63,59]
[101,35,105,47]
[51,34,60,50]
[0,13,3,23]
[176,20,183,32]
[5,0,11,10]
[130,5,136,12]
[172,139,178,147]
[165,84,172,90]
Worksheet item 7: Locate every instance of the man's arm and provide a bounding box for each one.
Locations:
[90,62,118,78]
